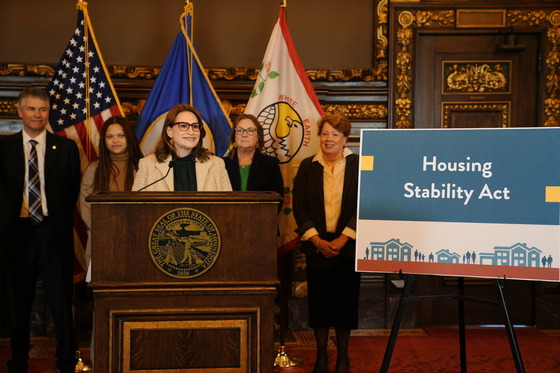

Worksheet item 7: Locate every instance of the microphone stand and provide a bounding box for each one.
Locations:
[137,160,175,191]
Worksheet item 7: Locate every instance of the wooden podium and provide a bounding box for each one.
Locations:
[87,191,281,373]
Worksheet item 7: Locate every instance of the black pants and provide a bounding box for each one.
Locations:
[304,233,361,329]
[7,218,77,373]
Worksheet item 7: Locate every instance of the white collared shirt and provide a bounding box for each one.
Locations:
[20,130,49,217]
[302,148,356,241]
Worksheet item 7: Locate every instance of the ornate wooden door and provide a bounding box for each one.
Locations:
[414,31,542,129]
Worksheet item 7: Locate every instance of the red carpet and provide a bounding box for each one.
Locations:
[1,327,559,372]
[275,327,560,373]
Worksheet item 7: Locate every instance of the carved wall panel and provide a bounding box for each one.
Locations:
[389,5,560,128]
[442,102,510,128]
[443,61,511,94]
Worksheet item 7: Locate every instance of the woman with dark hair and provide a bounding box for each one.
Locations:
[292,113,360,373]
[80,115,144,267]
[132,104,231,191]
[223,114,283,199]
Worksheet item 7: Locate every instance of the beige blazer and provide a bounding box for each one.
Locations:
[132,154,232,191]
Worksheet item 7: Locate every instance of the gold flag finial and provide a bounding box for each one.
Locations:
[281,0,287,8]
[184,0,193,15]
[76,0,87,11]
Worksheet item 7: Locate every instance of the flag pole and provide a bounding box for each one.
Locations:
[281,0,287,20]
[273,1,300,368]
[182,1,194,105]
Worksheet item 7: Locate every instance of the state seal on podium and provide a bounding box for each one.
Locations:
[149,207,220,278]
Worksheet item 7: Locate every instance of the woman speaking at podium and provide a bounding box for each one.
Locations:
[132,104,232,192]
[293,113,360,373]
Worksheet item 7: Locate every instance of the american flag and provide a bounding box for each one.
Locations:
[45,2,123,282]
[46,2,123,169]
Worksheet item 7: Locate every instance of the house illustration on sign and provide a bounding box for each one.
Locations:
[436,249,461,264]
[478,242,542,267]
[364,239,552,268]
[366,239,412,261]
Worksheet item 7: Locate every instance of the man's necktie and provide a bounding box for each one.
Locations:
[28,139,43,225]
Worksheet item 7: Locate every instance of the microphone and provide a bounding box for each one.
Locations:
[137,159,175,191]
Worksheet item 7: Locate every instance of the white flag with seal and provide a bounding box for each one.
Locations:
[245,7,324,255]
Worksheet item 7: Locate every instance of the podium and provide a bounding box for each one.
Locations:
[87,191,282,373]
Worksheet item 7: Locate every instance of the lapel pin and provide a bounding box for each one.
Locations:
[52,145,57,150]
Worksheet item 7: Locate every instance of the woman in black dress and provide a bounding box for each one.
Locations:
[293,113,360,373]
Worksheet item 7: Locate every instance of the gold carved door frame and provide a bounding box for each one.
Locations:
[387,4,560,129]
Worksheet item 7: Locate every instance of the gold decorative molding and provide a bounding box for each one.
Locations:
[443,61,510,94]
[2,100,387,123]
[110,65,160,79]
[393,7,560,128]
[508,10,549,27]
[1,96,142,118]
[306,69,378,82]
[209,68,385,82]
[442,102,510,128]
[120,101,140,117]
[413,10,455,28]
[394,23,414,129]
[205,68,259,81]
[0,64,383,83]
[0,99,17,116]
[506,9,558,127]
[375,0,389,81]
[323,104,388,119]
[231,103,387,121]
[456,9,506,28]
[0,63,54,77]
[394,9,455,129]
[550,10,560,27]
[230,104,247,116]
[544,16,560,127]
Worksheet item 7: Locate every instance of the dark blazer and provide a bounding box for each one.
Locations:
[292,152,359,256]
[0,131,81,255]
[223,151,284,198]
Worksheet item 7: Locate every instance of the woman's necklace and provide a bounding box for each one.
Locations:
[323,155,343,172]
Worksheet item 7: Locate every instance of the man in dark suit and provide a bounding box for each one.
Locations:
[0,87,80,373]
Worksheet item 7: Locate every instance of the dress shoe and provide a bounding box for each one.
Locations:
[335,357,350,373]
[312,353,328,373]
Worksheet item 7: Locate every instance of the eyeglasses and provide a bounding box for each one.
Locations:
[171,122,201,132]
[234,127,257,135]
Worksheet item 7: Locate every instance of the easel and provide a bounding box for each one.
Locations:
[380,272,526,373]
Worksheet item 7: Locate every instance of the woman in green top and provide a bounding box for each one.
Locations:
[223,114,284,201]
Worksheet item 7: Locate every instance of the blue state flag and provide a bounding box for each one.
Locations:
[135,4,231,156]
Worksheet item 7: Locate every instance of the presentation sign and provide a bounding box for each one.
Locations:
[356,128,560,281]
